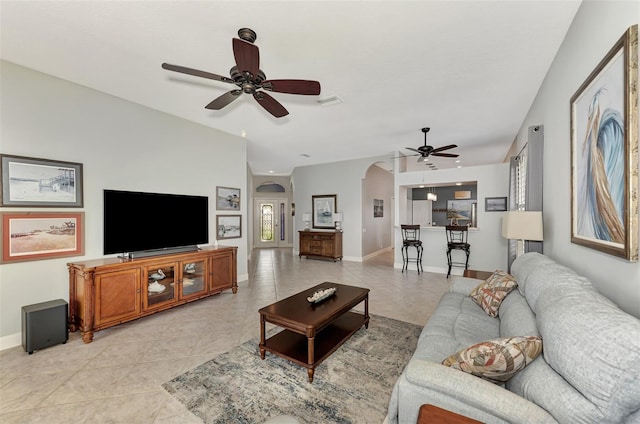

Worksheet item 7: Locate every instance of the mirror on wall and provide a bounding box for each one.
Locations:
[409,182,478,227]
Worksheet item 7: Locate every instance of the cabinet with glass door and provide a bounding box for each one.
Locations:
[143,262,178,311]
[180,259,208,300]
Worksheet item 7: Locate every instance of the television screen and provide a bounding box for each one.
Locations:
[104,189,209,255]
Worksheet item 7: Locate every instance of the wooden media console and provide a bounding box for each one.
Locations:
[67,245,237,343]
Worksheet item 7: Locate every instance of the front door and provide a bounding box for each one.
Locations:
[255,198,288,248]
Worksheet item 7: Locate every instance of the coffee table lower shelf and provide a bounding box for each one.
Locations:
[260,311,368,382]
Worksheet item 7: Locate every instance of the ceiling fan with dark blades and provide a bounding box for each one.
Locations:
[404,127,458,162]
[162,28,321,118]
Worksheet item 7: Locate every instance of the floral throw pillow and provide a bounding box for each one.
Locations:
[442,336,543,384]
[469,269,517,317]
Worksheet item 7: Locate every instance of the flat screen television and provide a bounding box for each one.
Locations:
[104,189,209,256]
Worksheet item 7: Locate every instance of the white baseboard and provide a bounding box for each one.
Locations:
[0,332,21,351]
[362,246,393,262]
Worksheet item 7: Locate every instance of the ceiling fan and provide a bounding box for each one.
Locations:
[404,127,459,163]
[161,28,321,118]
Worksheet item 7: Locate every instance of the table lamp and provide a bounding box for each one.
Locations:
[302,213,312,231]
[333,212,343,231]
[501,211,543,257]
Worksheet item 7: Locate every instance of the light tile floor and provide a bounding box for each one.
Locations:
[0,248,452,423]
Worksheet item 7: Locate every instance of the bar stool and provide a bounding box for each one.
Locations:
[401,224,423,273]
[446,225,470,277]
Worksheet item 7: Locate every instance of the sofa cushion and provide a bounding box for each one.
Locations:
[469,270,517,317]
[510,253,597,312]
[414,293,499,363]
[536,287,640,422]
[498,290,539,338]
[511,252,640,423]
[442,336,542,384]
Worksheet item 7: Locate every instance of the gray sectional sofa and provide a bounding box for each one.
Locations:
[387,252,640,423]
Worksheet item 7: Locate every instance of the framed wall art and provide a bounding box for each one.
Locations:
[374,199,383,218]
[216,214,241,239]
[447,199,474,224]
[0,154,83,207]
[216,186,240,210]
[312,194,337,229]
[485,196,507,212]
[570,24,638,261]
[1,212,85,263]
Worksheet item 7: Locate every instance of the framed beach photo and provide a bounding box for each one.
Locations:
[1,212,84,263]
[0,154,83,207]
[312,194,337,229]
[485,197,507,212]
[216,215,241,239]
[216,186,240,211]
[570,25,638,261]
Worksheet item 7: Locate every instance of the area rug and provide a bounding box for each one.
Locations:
[162,314,422,424]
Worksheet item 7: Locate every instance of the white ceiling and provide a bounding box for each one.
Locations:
[1,1,581,176]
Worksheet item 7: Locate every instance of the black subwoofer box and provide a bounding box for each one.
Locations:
[22,299,68,354]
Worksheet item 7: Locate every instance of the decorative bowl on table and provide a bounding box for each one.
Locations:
[307,287,337,303]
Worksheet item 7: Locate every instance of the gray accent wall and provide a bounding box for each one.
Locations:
[513,1,640,318]
[0,61,249,346]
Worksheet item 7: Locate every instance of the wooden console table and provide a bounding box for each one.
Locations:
[67,245,237,343]
[299,230,343,261]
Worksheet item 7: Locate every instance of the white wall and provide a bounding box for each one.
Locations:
[395,163,510,274]
[514,1,640,319]
[292,155,390,260]
[362,164,394,257]
[0,61,249,347]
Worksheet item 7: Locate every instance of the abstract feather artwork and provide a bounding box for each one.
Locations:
[571,25,638,261]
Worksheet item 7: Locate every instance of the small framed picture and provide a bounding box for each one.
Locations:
[374,199,383,218]
[1,154,83,207]
[1,212,85,263]
[216,186,240,211]
[485,197,507,212]
[216,215,241,239]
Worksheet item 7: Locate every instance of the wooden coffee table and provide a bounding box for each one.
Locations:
[258,282,370,382]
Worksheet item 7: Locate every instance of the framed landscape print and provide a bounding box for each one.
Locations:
[312,194,337,229]
[216,186,240,211]
[0,154,83,207]
[1,212,84,263]
[485,197,507,212]
[216,214,241,239]
[447,200,474,224]
[570,24,638,261]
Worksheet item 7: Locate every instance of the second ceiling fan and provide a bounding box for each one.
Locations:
[162,28,321,118]
[405,127,459,162]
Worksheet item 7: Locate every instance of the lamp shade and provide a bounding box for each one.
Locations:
[427,192,438,201]
[302,213,311,222]
[454,191,471,199]
[501,211,543,241]
[333,212,343,222]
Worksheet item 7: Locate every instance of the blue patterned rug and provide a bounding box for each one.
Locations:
[162,314,421,424]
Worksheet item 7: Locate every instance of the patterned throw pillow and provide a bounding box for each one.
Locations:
[442,336,543,384]
[469,269,517,317]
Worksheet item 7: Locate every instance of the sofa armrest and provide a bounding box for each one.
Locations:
[399,360,558,423]
[449,276,483,296]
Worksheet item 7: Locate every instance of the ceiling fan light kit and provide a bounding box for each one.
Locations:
[162,28,321,118]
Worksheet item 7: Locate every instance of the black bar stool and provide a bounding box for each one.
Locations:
[401,224,423,273]
[446,225,470,277]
